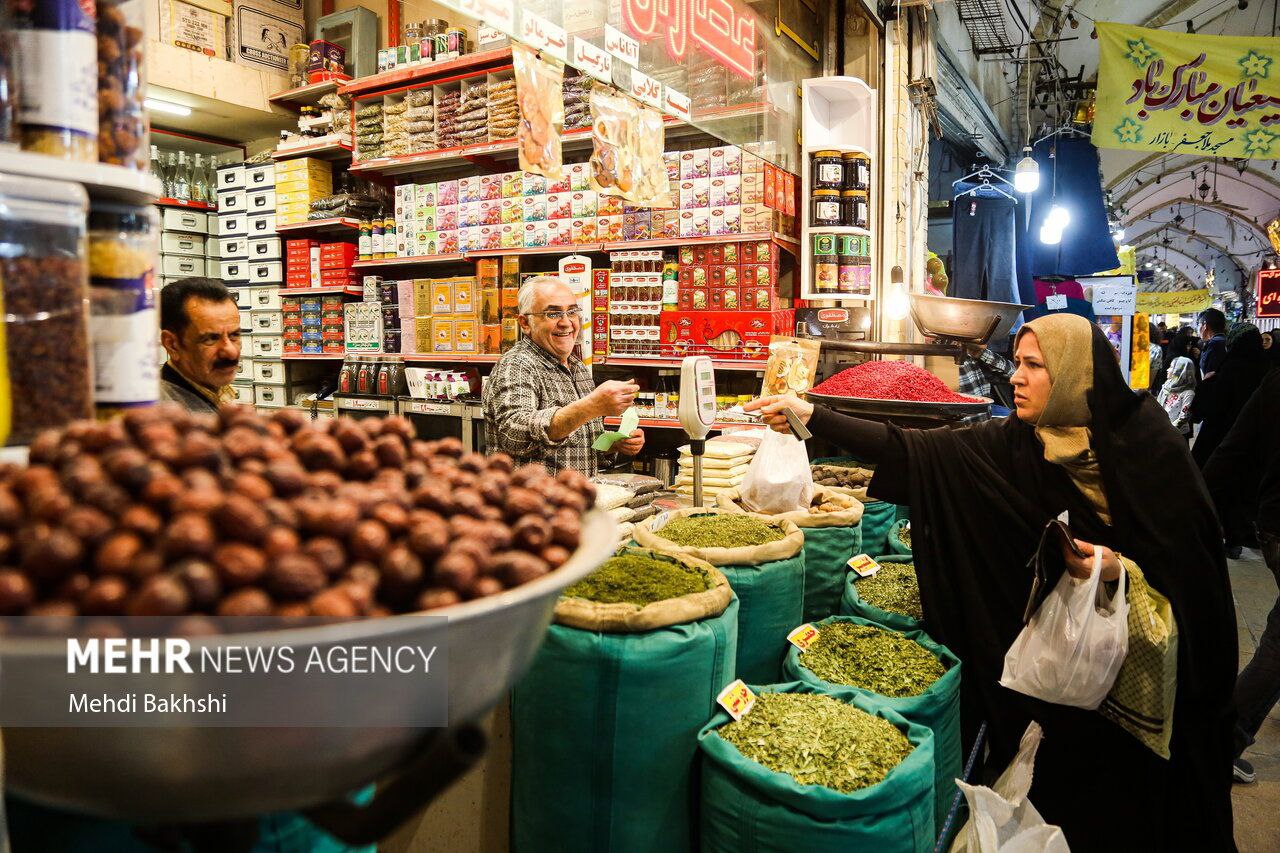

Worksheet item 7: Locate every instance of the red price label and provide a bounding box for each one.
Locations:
[848,554,880,577]
[787,623,820,651]
[716,679,757,721]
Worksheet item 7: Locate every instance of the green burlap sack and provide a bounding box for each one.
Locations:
[716,487,863,622]
[512,549,739,853]
[635,508,804,683]
[840,554,924,634]
[885,518,913,557]
[698,681,936,853]
[783,615,962,834]
[814,456,904,555]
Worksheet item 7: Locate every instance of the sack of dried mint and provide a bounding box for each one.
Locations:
[718,486,862,622]
[886,518,912,556]
[698,682,936,852]
[783,615,962,832]
[841,556,924,633]
[513,547,739,852]
[635,508,803,683]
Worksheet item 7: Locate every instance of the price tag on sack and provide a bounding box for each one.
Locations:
[848,553,880,577]
[1046,294,1068,310]
[787,623,820,652]
[716,679,757,721]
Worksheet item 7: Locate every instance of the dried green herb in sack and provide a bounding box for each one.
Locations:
[801,623,945,698]
[659,515,784,549]
[856,562,922,620]
[564,553,711,606]
[897,526,912,550]
[719,692,912,794]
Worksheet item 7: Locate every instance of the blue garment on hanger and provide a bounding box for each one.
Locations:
[1025,135,1119,277]
[952,179,1021,306]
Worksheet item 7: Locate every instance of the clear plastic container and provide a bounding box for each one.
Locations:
[96,0,148,171]
[15,0,98,162]
[88,201,159,417]
[0,173,92,445]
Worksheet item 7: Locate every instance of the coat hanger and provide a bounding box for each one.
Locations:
[1032,126,1090,146]
[952,164,1014,187]
[954,174,1016,203]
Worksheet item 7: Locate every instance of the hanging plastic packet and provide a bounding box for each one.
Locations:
[628,105,673,208]
[589,88,638,197]
[514,43,564,180]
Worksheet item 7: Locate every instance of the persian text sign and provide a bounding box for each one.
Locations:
[621,0,757,81]
[1094,23,1280,158]
[1134,288,1213,314]
[1257,269,1280,317]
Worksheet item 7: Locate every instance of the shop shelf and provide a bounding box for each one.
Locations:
[604,416,746,431]
[348,128,596,179]
[276,217,361,236]
[467,244,602,258]
[598,356,767,371]
[280,286,358,295]
[602,232,799,255]
[338,49,514,97]
[353,254,468,268]
[281,353,345,360]
[0,150,162,205]
[401,353,501,364]
[803,225,871,237]
[269,79,341,109]
[156,197,216,210]
[272,139,354,161]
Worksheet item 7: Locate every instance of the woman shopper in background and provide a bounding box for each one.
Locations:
[747,313,1237,851]
[1158,349,1197,442]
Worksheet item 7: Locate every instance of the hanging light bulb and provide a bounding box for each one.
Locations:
[1144,261,1153,268]
[1013,148,1040,192]
[885,266,910,320]
[1039,223,1063,244]
[1045,204,1071,230]
[1186,19,1195,33]
[1090,26,1097,39]
[1068,12,1079,28]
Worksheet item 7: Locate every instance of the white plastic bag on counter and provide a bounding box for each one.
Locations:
[1000,549,1129,709]
[950,723,1068,853]
[738,429,814,515]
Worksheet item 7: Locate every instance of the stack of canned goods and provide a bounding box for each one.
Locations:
[811,232,872,297]
[377,19,468,71]
[810,149,871,230]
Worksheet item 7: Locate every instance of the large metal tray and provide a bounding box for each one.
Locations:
[808,390,992,421]
[1,511,618,823]
[910,293,1030,343]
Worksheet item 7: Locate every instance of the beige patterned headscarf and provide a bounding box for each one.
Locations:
[1016,313,1111,525]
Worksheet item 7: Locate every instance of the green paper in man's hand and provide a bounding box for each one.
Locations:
[592,406,640,451]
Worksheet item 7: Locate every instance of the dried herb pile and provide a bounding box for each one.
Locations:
[896,526,912,550]
[719,692,913,793]
[856,562,922,620]
[659,515,784,549]
[801,623,945,698]
[564,553,710,606]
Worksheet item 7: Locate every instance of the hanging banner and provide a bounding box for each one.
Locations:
[1257,269,1280,317]
[1094,23,1280,159]
[1135,288,1213,313]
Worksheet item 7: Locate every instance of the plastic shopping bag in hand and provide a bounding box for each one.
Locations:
[950,723,1068,853]
[999,548,1129,709]
[738,428,814,515]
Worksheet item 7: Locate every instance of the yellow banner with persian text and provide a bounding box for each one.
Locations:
[1094,23,1280,159]
[1135,289,1213,314]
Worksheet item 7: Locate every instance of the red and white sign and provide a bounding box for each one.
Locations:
[1258,269,1280,318]
[622,0,758,80]
[664,87,690,121]
[604,23,640,67]
[573,37,613,83]
[520,10,567,62]
[629,68,663,108]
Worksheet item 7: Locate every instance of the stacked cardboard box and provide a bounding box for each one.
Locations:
[675,240,786,313]
[274,157,333,227]
[283,293,344,355]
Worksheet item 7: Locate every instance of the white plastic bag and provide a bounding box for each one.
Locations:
[738,429,814,515]
[950,723,1069,853]
[999,549,1128,709]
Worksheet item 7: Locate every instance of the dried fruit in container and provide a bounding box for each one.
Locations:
[761,336,821,397]
[589,89,638,197]
[513,43,564,180]
[628,105,672,208]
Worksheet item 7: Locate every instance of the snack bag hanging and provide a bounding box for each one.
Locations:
[629,105,672,208]
[513,43,564,180]
[589,89,639,197]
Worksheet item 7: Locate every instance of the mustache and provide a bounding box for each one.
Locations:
[212,359,240,370]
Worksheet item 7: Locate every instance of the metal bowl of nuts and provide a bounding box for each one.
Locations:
[2,509,616,822]
[0,405,616,822]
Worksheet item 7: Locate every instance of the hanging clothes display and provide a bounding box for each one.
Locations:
[1033,279,1085,305]
[1025,134,1120,277]
[951,177,1021,305]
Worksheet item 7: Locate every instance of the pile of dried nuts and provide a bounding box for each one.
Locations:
[0,404,594,622]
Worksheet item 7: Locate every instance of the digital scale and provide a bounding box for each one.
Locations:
[678,356,716,507]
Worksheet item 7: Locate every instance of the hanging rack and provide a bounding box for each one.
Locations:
[952,164,1014,188]
[954,172,1017,202]
[1033,125,1090,146]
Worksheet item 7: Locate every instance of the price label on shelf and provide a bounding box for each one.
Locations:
[604,24,639,67]
[848,553,881,578]
[716,679,757,721]
[520,11,567,62]
[664,87,691,122]
[787,623,821,652]
[573,37,613,84]
[341,398,386,411]
[629,69,662,108]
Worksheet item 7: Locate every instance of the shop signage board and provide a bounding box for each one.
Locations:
[620,0,758,80]
[604,23,639,67]
[1134,288,1214,314]
[1257,269,1280,317]
[573,37,613,83]
[520,10,567,62]
[1094,23,1280,159]
[629,69,663,108]
[1086,276,1139,314]
[664,87,691,122]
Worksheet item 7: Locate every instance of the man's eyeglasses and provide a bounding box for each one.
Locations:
[527,307,583,321]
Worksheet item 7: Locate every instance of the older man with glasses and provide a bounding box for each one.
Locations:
[482,276,644,475]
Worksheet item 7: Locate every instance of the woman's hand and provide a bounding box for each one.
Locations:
[1061,538,1122,581]
[744,395,815,435]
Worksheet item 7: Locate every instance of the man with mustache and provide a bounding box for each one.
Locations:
[159,277,243,413]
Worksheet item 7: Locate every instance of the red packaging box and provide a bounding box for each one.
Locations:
[322,329,345,341]
[283,313,302,328]
[286,239,319,257]
[282,297,301,312]
[722,242,741,264]
[678,265,709,289]
[743,263,777,289]
[322,315,344,327]
[677,287,709,311]
[283,341,302,354]
[744,285,781,311]
[319,268,359,287]
[723,264,741,288]
[763,167,777,211]
[659,310,791,360]
[742,240,775,264]
[782,171,796,216]
[677,244,710,266]
[709,265,726,288]
[319,242,357,269]
[283,328,303,342]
